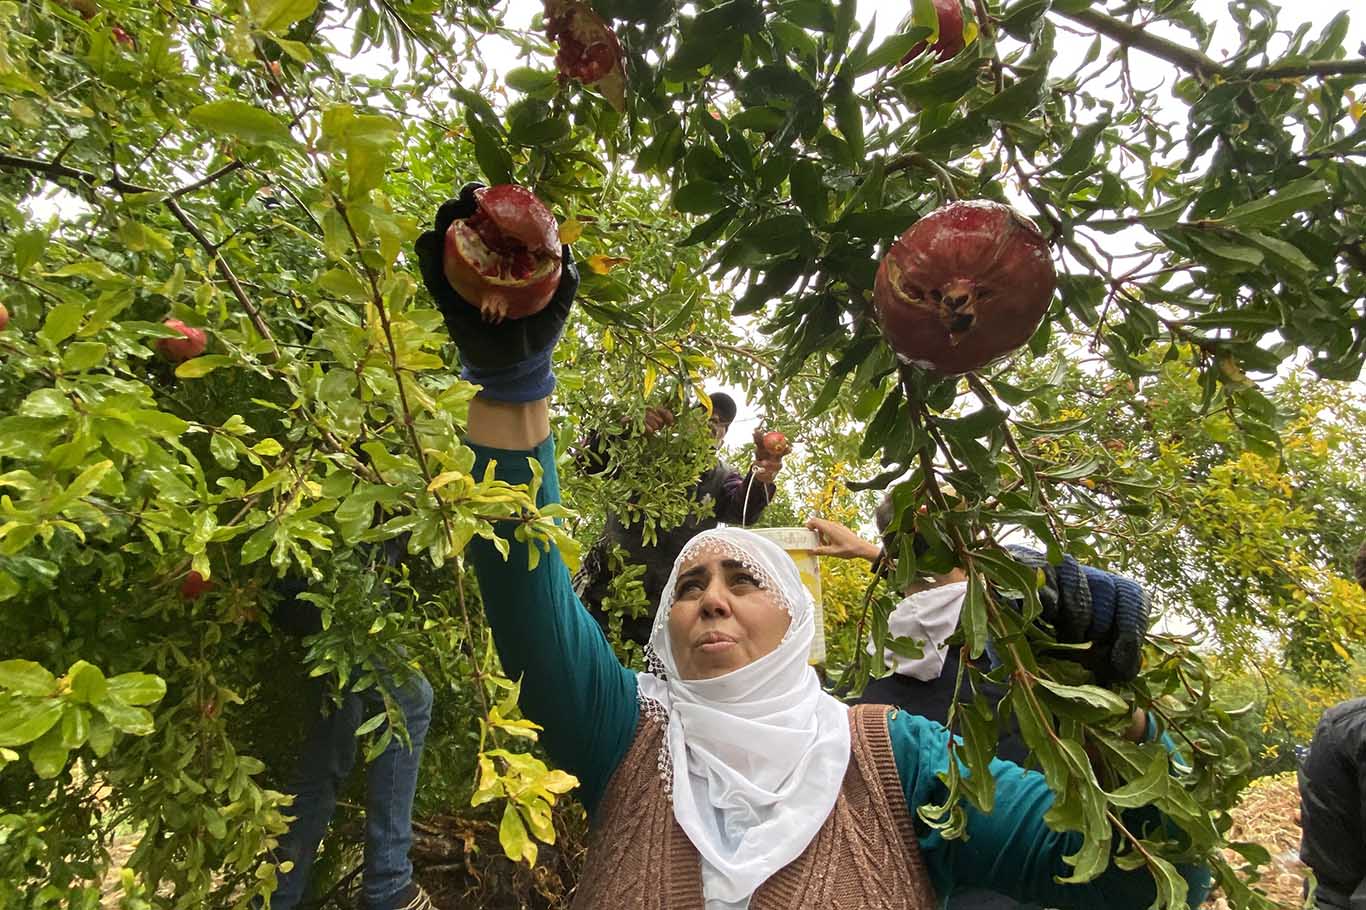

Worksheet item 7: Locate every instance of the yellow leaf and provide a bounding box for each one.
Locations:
[643,363,656,397]
[585,254,629,275]
[541,769,579,794]
[1333,641,1351,660]
[427,470,467,493]
[602,329,614,353]
[694,386,713,416]
[559,217,583,244]
[499,802,537,865]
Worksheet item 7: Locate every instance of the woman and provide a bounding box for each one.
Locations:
[416,188,1210,909]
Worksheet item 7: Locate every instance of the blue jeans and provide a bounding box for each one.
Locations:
[269,668,434,909]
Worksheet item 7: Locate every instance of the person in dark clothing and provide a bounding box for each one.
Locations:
[1297,538,1366,910]
[1300,697,1366,910]
[573,393,786,645]
[804,513,1027,766]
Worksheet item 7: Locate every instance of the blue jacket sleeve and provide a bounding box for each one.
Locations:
[887,709,1211,908]
[467,434,639,817]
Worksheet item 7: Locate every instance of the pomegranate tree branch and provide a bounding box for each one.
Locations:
[1059,9,1366,82]
[0,151,278,358]
[0,151,153,193]
[170,159,245,198]
[163,197,280,359]
[1249,58,1366,79]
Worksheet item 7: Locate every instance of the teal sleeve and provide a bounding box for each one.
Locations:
[888,710,1212,909]
[466,435,638,817]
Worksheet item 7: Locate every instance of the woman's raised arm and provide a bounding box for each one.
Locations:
[416,189,638,816]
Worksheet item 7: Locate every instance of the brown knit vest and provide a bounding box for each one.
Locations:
[572,703,937,910]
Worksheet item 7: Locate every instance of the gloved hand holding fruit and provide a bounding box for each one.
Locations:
[414,182,579,402]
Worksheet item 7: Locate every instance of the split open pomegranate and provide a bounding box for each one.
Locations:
[442,185,563,322]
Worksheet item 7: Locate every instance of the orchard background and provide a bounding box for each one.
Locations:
[1,0,1365,906]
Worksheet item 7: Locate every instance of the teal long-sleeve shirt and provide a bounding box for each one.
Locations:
[466,435,1211,909]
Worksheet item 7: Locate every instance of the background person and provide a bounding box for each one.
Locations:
[573,392,786,646]
[264,542,435,910]
[1296,538,1366,910]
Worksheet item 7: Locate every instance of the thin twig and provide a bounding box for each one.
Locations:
[164,197,280,359]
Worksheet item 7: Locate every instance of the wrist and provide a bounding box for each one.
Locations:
[461,347,554,403]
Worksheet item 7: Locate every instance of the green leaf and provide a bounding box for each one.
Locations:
[467,116,513,186]
[679,206,737,247]
[189,100,297,147]
[736,214,808,254]
[673,181,729,214]
[1053,116,1109,175]
[1216,178,1331,228]
[0,697,63,746]
[14,229,47,274]
[28,724,71,779]
[67,661,107,704]
[1035,678,1129,714]
[1187,231,1264,271]
[0,660,57,696]
[854,29,930,75]
[40,301,85,346]
[61,342,108,371]
[961,569,988,658]
[107,672,166,706]
[270,36,313,62]
[1107,749,1170,808]
[247,0,319,33]
[789,159,828,226]
[506,67,557,94]
[175,355,234,379]
[833,83,864,159]
[1241,230,1316,274]
[95,697,155,735]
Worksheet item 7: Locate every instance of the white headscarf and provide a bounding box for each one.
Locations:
[636,527,851,909]
[871,581,968,680]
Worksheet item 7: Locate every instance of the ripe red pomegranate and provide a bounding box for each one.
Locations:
[544,0,627,112]
[111,25,135,49]
[180,570,214,601]
[443,185,563,322]
[899,0,966,65]
[873,200,1055,375]
[758,431,791,458]
[156,319,208,363]
[0,303,9,332]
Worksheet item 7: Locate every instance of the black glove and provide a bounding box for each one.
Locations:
[414,183,579,401]
[1006,546,1150,685]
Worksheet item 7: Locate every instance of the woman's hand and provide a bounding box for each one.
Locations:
[414,183,579,402]
[805,517,881,563]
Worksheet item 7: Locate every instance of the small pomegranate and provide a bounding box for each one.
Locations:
[156,319,208,363]
[873,200,1055,375]
[111,25,135,49]
[899,0,966,65]
[443,185,563,322]
[0,303,9,332]
[180,570,214,601]
[758,430,791,458]
[544,0,627,112]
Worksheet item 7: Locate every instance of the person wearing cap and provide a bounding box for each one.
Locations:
[1297,538,1366,910]
[573,391,787,646]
